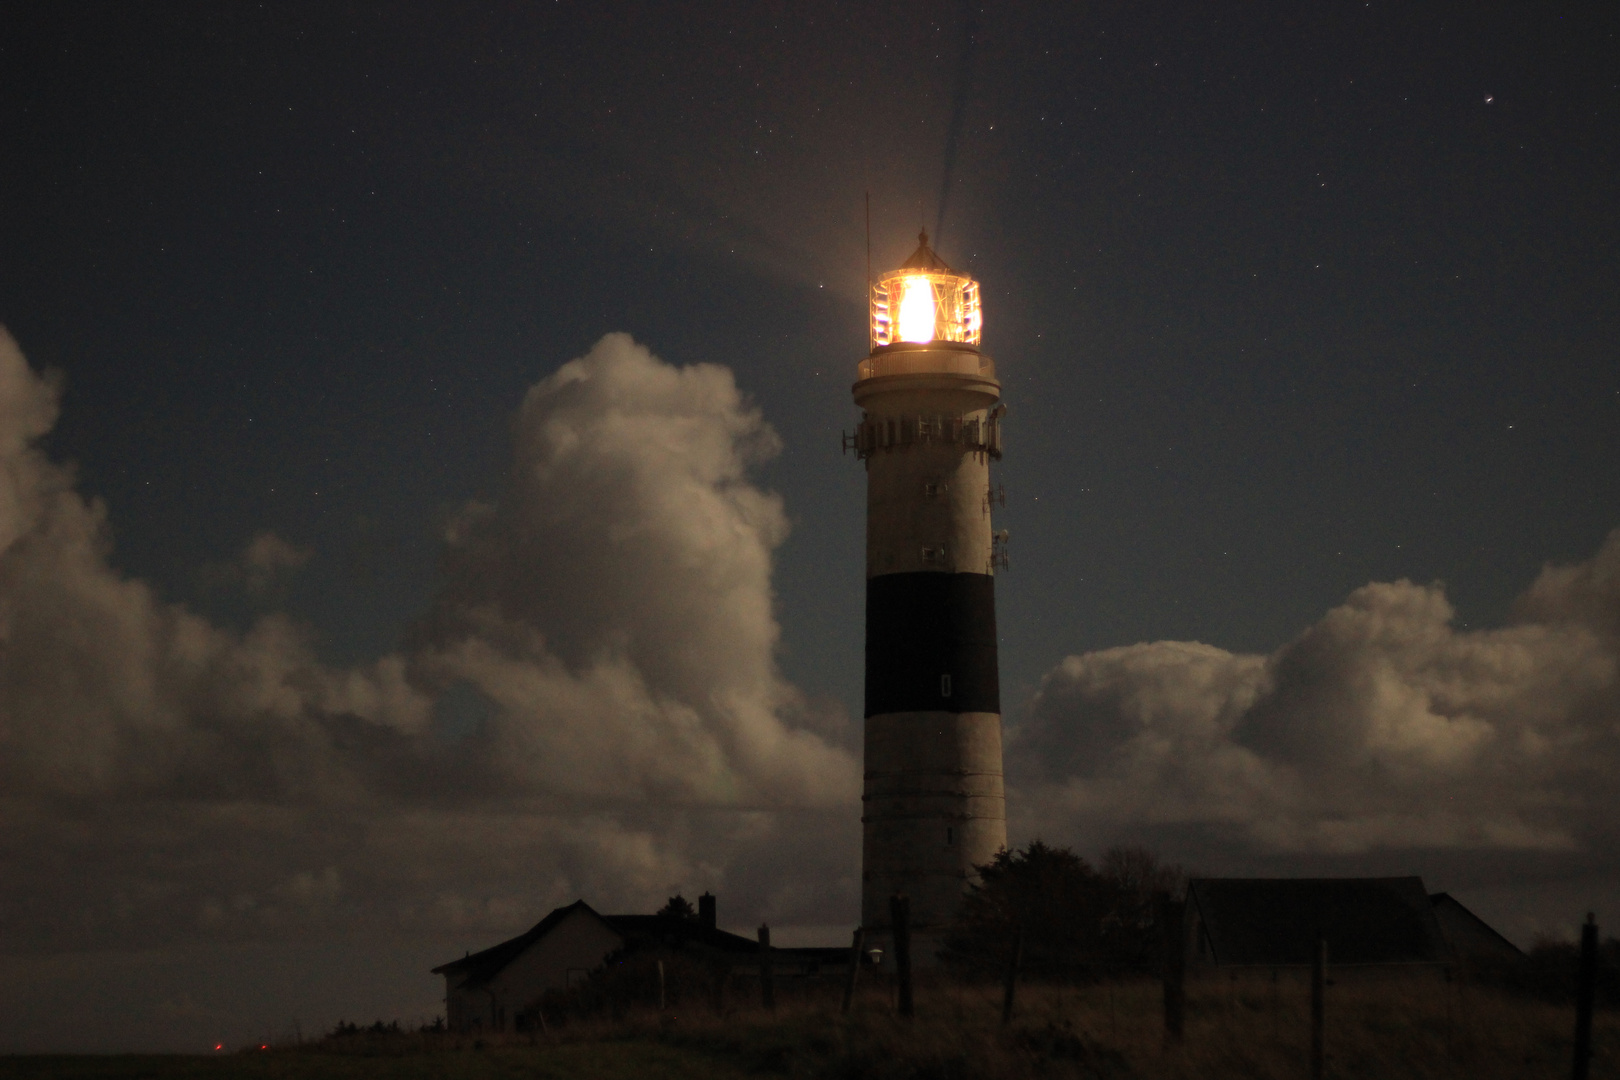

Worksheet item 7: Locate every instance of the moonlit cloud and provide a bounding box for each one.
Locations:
[1012,535,1620,860]
[412,332,857,807]
[0,321,852,815]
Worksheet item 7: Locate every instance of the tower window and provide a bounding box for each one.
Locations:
[921,546,946,565]
[946,826,954,846]
[940,674,952,697]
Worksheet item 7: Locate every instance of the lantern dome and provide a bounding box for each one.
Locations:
[868,231,982,351]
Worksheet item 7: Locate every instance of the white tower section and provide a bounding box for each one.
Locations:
[852,232,1007,961]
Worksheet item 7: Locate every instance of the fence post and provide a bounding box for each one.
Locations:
[758,923,775,1012]
[842,927,865,1015]
[1001,922,1024,1025]
[1157,892,1185,1041]
[1573,912,1598,1080]
[657,959,666,1012]
[1311,937,1327,1080]
[890,894,914,1018]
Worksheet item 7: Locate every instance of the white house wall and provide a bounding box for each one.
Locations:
[447,908,625,1031]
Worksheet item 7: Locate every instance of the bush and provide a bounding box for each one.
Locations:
[941,841,1184,981]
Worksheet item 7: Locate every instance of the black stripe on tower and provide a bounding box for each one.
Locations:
[864,572,1000,717]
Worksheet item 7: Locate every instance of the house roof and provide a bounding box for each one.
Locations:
[598,914,763,956]
[1187,877,1453,967]
[1429,892,1525,961]
[431,899,616,982]
[431,900,779,986]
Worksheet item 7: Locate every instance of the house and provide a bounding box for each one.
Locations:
[431,894,847,1032]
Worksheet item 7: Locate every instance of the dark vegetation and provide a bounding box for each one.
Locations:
[325,1021,402,1038]
[943,842,1185,980]
[7,979,1615,1079]
[1501,935,1620,1007]
[656,895,698,920]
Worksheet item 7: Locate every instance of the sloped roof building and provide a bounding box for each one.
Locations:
[1186,877,1453,968]
[1184,877,1523,976]
[431,895,843,1032]
[1428,891,1526,967]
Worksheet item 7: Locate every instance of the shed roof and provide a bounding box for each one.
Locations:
[1188,877,1453,967]
[1429,892,1525,963]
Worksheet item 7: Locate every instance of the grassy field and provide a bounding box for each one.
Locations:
[4,978,1615,1079]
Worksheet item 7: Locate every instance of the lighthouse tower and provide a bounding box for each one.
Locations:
[851,232,1007,959]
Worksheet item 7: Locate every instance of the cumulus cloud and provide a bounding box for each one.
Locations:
[1013,537,1620,861]
[0,330,415,801]
[0,327,857,993]
[412,333,857,806]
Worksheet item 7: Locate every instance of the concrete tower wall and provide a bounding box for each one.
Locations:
[855,345,1008,955]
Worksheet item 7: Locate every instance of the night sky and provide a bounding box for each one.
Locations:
[2,1,1616,1052]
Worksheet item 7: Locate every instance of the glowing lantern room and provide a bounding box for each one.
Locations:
[869,231,982,351]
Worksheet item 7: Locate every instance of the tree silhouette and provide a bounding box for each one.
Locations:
[942,841,1185,979]
[656,894,697,920]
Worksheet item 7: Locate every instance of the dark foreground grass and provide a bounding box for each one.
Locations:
[4,979,1616,1079]
[0,1042,751,1080]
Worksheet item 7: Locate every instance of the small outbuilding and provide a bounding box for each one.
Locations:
[1185,876,1454,975]
[1428,891,1525,968]
[1181,876,1525,983]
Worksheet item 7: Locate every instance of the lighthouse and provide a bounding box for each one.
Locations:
[851,231,1007,960]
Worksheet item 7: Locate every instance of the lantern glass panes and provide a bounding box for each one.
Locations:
[870,270,981,350]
